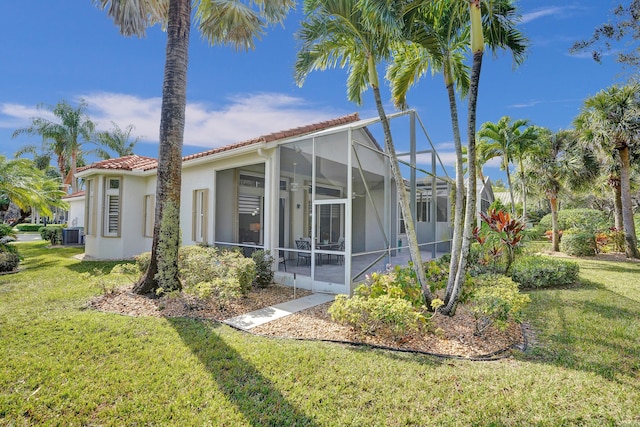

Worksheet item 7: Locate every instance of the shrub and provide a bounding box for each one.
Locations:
[0,224,18,255]
[0,251,20,272]
[605,228,625,253]
[359,264,424,308]
[179,246,255,304]
[135,251,151,273]
[251,250,274,289]
[39,225,63,245]
[536,209,609,236]
[510,255,579,289]
[329,294,427,341]
[83,263,140,295]
[0,224,16,239]
[135,246,256,305]
[468,274,530,335]
[560,229,596,256]
[15,224,44,232]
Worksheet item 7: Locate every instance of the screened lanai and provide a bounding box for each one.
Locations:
[273,110,452,295]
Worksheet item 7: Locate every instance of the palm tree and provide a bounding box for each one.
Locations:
[0,156,67,224]
[96,0,293,295]
[294,0,435,305]
[574,83,640,258]
[387,0,527,311]
[477,116,537,216]
[527,129,599,252]
[440,0,485,315]
[95,122,140,159]
[12,100,95,193]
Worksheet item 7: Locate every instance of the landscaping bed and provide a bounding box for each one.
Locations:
[89,284,524,359]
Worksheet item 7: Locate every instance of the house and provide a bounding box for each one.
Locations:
[75,111,452,294]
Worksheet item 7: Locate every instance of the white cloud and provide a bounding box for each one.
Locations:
[521,7,565,24]
[2,92,347,150]
[79,92,343,149]
[0,103,56,130]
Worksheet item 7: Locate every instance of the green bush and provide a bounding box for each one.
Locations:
[510,255,580,289]
[135,246,257,304]
[251,250,274,289]
[560,229,596,256]
[0,224,16,239]
[15,224,44,232]
[329,294,427,341]
[39,225,63,245]
[179,246,256,303]
[359,264,424,308]
[0,251,20,272]
[537,209,609,235]
[468,274,530,335]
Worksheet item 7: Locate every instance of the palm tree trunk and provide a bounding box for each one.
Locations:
[618,146,640,258]
[610,177,623,231]
[134,0,191,294]
[549,194,560,252]
[519,159,527,223]
[370,63,432,306]
[443,0,483,315]
[444,73,465,303]
[505,158,515,215]
[70,149,78,193]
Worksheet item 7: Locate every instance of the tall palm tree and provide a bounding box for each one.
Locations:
[574,83,640,258]
[527,129,599,252]
[12,100,95,193]
[441,0,485,315]
[477,116,536,216]
[96,0,293,294]
[294,0,435,305]
[95,122,140,159]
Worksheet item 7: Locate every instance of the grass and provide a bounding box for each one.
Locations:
[1,241,639,426]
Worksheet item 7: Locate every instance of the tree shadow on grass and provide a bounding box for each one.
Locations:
[524,283,640,389]
[168,317,318,426]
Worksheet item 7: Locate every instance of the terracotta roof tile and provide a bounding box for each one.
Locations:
[77,155,158,173]
[78,113,360,172]
[63,190,85,199]
[182,113,360,162]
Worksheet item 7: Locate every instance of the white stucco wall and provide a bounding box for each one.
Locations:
[65,195,85,228]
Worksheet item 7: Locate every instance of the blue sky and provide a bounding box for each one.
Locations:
[0,1,631,182]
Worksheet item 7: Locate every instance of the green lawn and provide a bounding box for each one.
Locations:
[1,241,639,426]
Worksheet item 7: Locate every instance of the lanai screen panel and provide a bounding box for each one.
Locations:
[350,130,396,283]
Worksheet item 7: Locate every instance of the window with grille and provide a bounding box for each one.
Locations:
[103,177,121,237]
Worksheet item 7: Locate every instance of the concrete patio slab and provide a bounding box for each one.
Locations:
[224,293,335,331]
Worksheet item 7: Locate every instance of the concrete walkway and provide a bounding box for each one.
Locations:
[224,293,335,331]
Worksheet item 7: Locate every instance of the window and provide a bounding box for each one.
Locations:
[436,195,448,222]
[103,177,121,237]
[417,200,430,222]
[143,194,155,238]
[85,179,96,236]
[192,189,208,243]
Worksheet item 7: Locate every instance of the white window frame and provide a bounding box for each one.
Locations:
[103,177,122,237]
[85,179,96,236]
[143,194,155,238]
[192,189,208,244]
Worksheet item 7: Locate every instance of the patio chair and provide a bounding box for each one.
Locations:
[329,237,345,265]
[295,239,311,266]
[278,250,287,272]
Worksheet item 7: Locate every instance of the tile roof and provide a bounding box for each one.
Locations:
[182,113,360,162]
[63,190,86,199]
[77,155,158,173]
[78,113,360,172]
